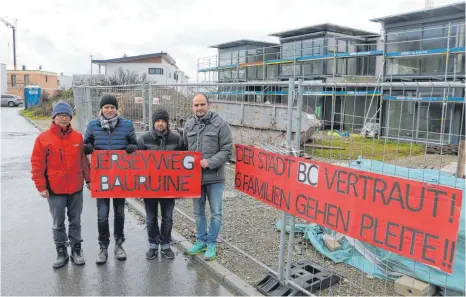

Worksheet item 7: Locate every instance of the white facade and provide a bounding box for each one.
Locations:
[0,63,7,95]
[58,74,73,90]
[103,59,189,85]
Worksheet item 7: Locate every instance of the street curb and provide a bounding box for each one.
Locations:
[126,199,262,297]
[19,112,46,132]
[24,115,262,296]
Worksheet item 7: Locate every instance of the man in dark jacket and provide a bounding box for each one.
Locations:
[83,94,138,265]
[184,93,233,261]
[31,101,90,269]
[137,108,184,260]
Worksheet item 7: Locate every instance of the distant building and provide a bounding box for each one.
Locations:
[58,73,73,90]
[7,68,59,98]
[92,52,189,85]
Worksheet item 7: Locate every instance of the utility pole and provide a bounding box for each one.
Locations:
[1,17,17,70]
[90,55,93,77]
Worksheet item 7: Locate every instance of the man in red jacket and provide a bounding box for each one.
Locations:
[31,101,91,269]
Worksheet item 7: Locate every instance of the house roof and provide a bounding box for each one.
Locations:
[92,52,176,65]
[370,2,465,24]
[209,39,279,49]
[268,23,379,38]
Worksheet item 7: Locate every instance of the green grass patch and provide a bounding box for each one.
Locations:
[20,109,49,120]
[306,134,425,161]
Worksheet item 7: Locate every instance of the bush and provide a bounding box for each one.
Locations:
[24,89,75,118]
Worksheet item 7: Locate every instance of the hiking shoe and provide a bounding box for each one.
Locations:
[71,243,85,265]
[186,241,207,255]
[161,248,175,259]
[146,248,158,260]
[204,244,216,261]
[53,244,69,269]
[96,243,108,265]
[115,244,127,260]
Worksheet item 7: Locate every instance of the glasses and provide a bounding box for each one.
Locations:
[56,114,71,119]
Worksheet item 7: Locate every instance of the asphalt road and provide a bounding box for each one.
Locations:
[0,107,233,296]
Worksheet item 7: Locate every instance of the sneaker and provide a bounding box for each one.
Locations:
[161,248,175,259]
[146,248,158,260]
[186,241,207,255]
[204,243,216,261]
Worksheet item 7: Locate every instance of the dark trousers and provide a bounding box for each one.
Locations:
[48,190,83,247]
[143,199,175,250]
[97,198,125,247]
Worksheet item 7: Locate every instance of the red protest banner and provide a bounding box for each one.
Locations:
[234,144,463,274]
[90,150,202,199]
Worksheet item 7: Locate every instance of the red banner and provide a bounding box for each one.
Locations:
[90,150,202,199]
[234,144,463,273]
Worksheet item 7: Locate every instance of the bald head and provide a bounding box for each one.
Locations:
[192,93,210,117]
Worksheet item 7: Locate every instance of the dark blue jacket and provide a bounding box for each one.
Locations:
[84,117,137,150]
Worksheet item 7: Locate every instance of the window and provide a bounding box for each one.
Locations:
[302,40,313,56]
[45,76,48,82]
[24,75,30,84]
[174,73,179,81]
[386,58,420,75]
[421,56,445,74]
[11,75,16,87]
[148,68,163,75]
[219,52,232,66]
[422,25,445,50]
[386,28,422,52]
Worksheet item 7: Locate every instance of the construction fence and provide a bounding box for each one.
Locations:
[72,81,465,296]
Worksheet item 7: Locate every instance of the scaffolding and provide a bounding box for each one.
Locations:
[196,23,465,145]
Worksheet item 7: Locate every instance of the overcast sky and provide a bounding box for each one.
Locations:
[0,0,461,81]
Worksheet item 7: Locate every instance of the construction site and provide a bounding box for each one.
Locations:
[70,2,465,297]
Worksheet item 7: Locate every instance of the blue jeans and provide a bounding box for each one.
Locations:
[144,198,175,250]
[97,198,125,247]
[193,183,224,245]
[47,190,83,247]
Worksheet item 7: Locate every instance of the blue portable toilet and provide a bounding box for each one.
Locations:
[24,85,41,109]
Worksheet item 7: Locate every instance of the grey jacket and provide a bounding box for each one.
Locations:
[183,111,233,185]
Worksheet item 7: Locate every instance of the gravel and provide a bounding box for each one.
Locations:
[133,153,457,296]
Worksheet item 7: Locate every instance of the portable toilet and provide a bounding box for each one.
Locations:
[24,85,41,109]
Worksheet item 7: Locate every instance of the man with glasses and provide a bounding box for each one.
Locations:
[184,93,233,261]
[31,101,90,269]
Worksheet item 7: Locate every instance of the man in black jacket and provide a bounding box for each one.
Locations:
[137,108,185,259]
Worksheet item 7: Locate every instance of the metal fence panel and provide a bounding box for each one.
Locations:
[72,81,465,296]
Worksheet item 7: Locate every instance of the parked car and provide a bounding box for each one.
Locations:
[1,94,23,107]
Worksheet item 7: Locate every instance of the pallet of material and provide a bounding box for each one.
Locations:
[426,144,458,155]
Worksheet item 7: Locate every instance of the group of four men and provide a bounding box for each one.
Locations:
[31,93,233,269]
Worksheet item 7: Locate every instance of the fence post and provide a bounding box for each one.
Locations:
[457,140,465,178]
[278,78,295,282]
[148,84,153,132]
[142,83,148,132]
[284,78,303,283]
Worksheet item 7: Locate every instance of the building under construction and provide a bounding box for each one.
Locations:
[197,2,465,145]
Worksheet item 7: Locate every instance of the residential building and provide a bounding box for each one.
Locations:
[197,2,465,144]
[92,52,189,85]
[7,69,59,98]
[371,1,465,144]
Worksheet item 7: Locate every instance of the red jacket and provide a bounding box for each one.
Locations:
[31,122,90,195]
